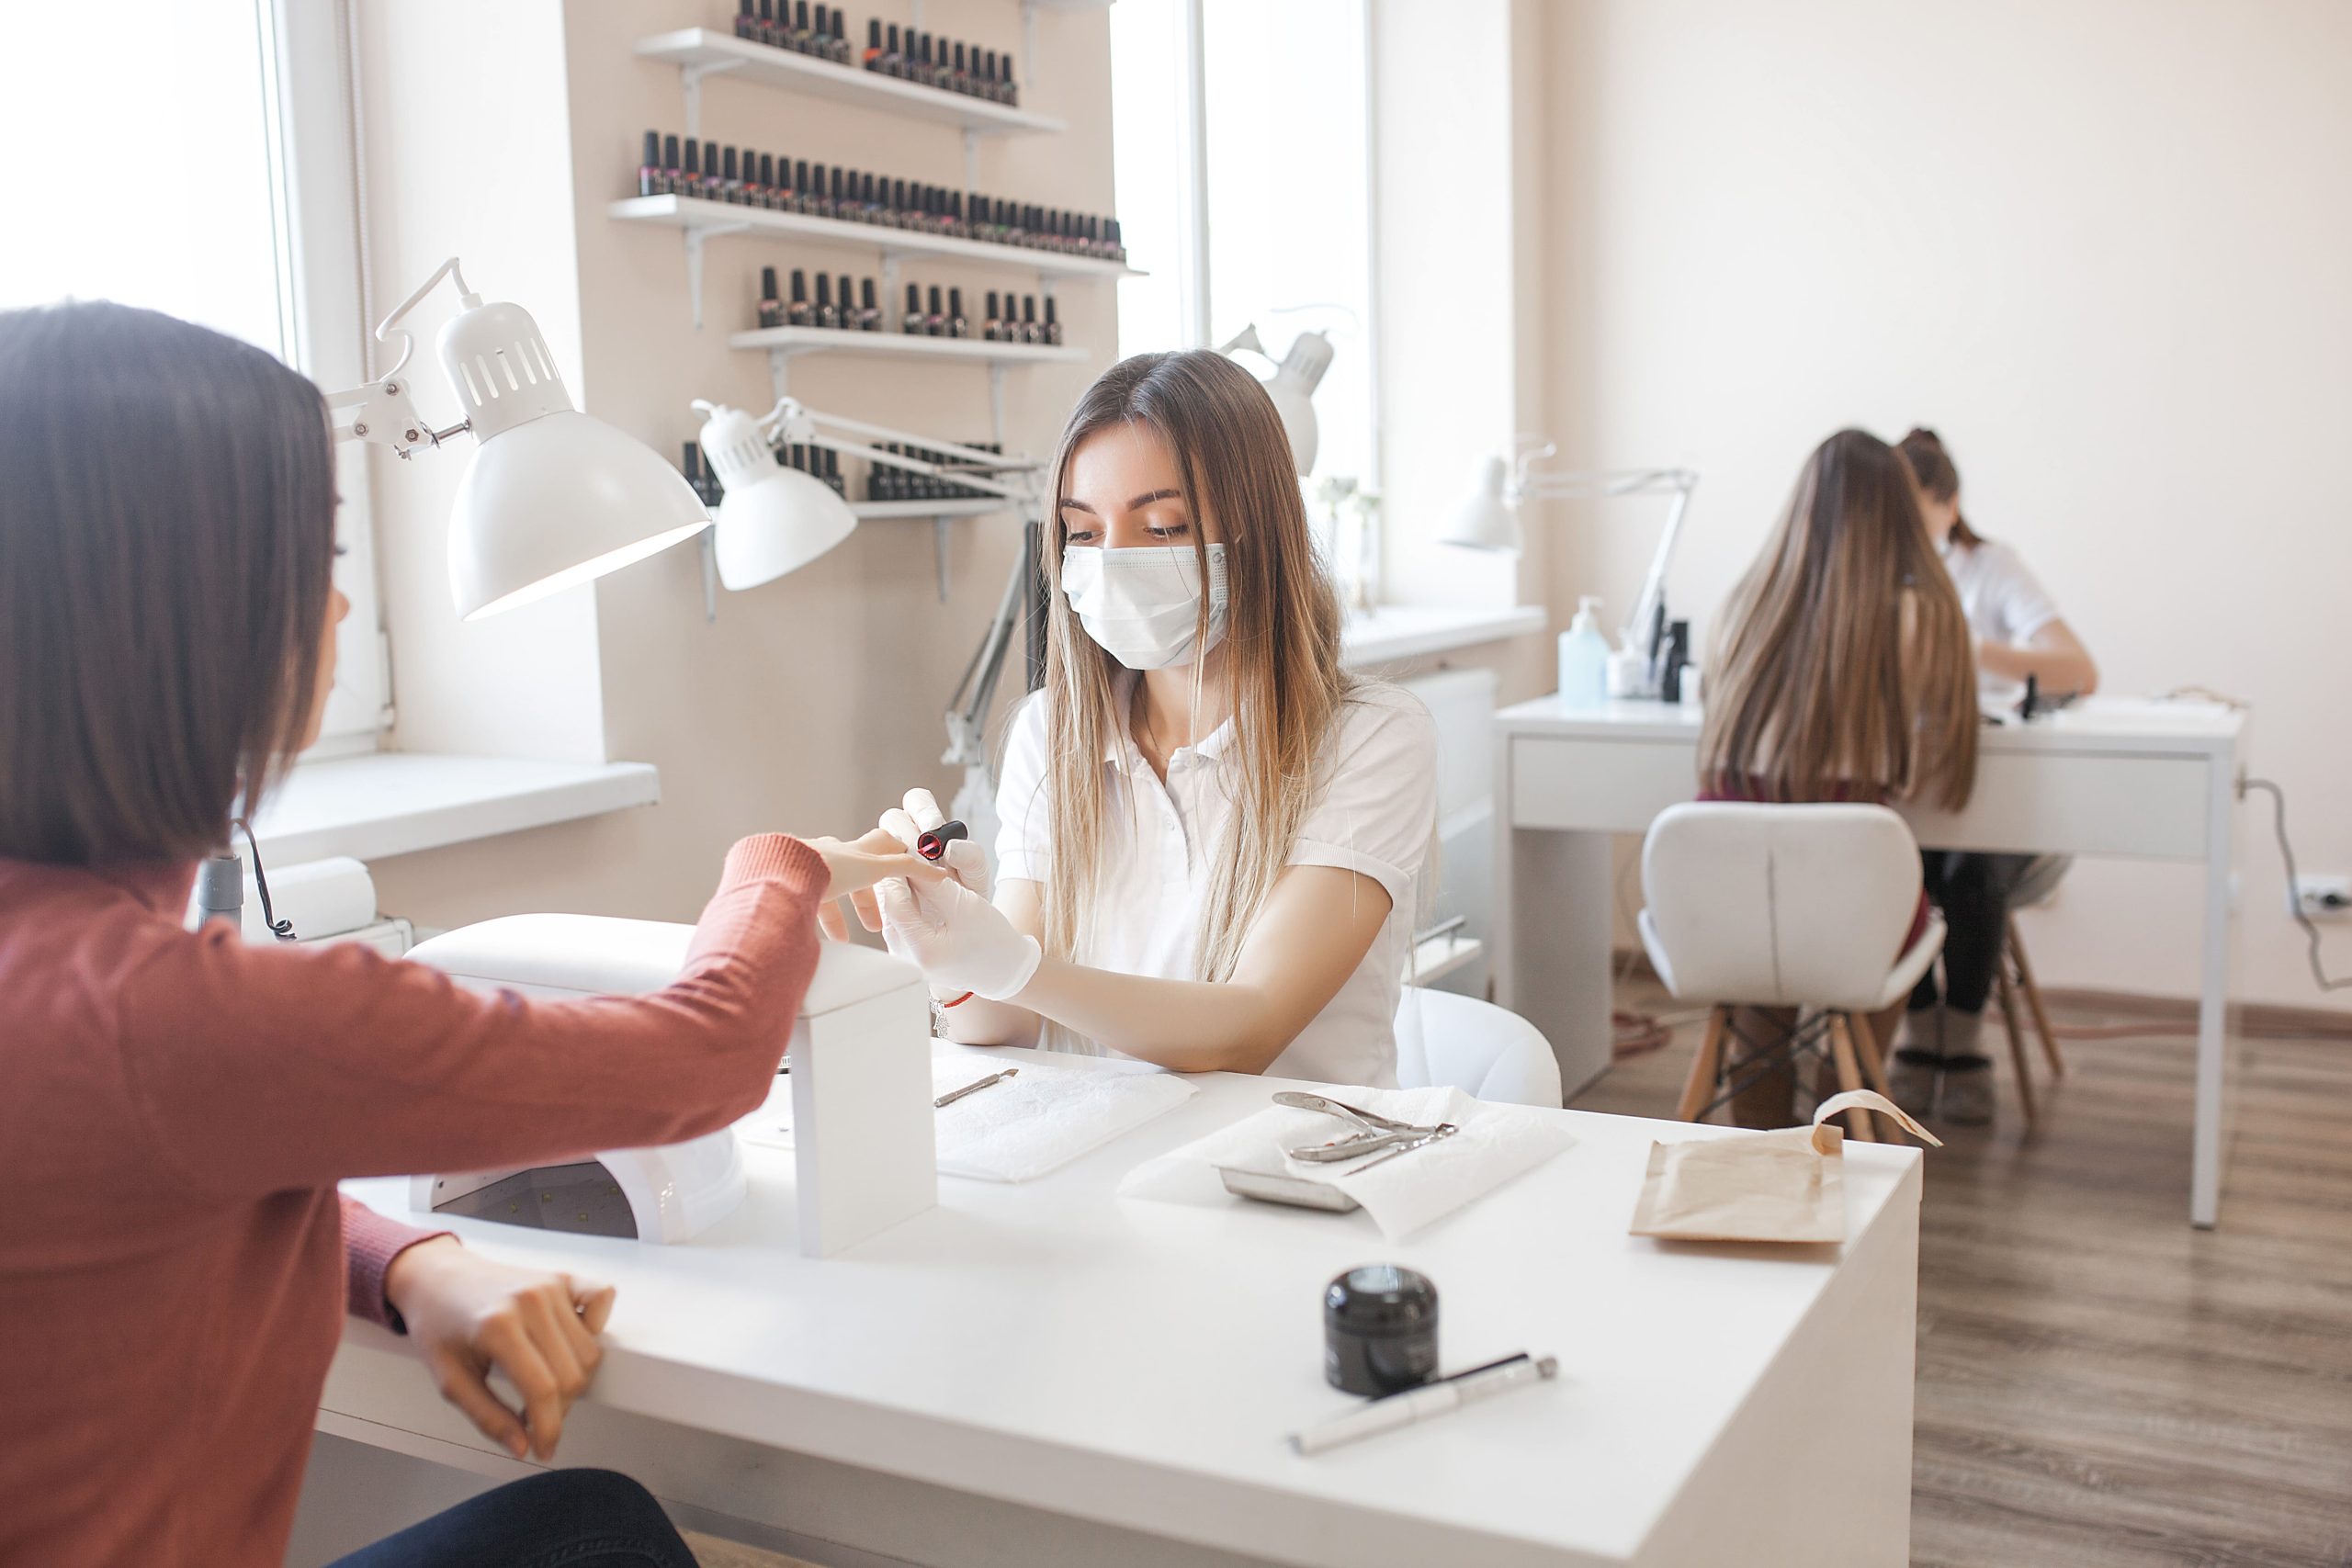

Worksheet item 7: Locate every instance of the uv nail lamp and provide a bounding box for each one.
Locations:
[404,915,937,1253]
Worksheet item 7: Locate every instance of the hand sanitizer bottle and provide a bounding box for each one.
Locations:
[1557,596,1611,710]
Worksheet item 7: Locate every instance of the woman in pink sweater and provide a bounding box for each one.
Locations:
[0,302,939,1567]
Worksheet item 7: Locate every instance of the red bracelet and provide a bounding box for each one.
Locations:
[942,991,975,1009]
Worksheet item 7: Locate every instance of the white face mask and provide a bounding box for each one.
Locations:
[1059,544,1230,671]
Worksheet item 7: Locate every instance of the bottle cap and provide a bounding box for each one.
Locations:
[949,287,964,313]
[815,273,831,304]
[929,285,944,310]
[641,130,660,164]
[664,134,680,166]
[790,268,808,299]
[762,265,778,299]
[1324,1265,1437,1334]
[683,138,700,174]
[721,146,738,179]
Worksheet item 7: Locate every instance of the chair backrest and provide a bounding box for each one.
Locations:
[1395,987,1564,1108]
[1639,802,1922,1010]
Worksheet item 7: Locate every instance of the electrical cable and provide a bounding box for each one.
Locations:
[2238,777,2349,992]
[233,818,297,942]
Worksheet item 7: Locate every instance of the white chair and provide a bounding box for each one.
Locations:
[1637,803,1945,1142]
[1395,986,1564,1108]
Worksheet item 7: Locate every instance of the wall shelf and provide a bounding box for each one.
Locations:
[636,28,1067,136]
[853,498,1011,521]
[729,325,1087,365]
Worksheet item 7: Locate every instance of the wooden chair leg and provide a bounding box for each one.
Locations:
[2007,914,2065,1077]
[1827,1015,1877,1142]
[1845,1010,1894,1098]
[1995,968,2039,1128]
[1676,1007,1729,1123]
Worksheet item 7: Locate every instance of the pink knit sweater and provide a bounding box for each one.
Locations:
[0,835,826,1566]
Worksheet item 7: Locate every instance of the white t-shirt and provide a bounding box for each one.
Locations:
[1941,536,2062,708]
[993,679,1438,1089]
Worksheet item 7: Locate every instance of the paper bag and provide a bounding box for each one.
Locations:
[1627,1091,1939,1244]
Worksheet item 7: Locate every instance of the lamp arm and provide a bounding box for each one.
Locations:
[1624,479,1696,655]
[326,257,480,458]
[944,539,1035,766]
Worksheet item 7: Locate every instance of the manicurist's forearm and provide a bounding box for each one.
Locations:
[1978,637,2098,695]
[938,993,1040,1047]
[1009,957,1291,1073]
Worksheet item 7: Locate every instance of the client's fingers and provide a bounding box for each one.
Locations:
[851,886,885,932]
[817,898,850,941]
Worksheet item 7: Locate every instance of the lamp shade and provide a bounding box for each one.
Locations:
[434,295,707,619]
[1265,330,1333,477]
[695,402,856,589]
[1444,454,1521,553]
[447,410,712,619]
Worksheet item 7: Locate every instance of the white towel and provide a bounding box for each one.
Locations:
[739,1054,1195,1183]
[1118,1085,1575,1239]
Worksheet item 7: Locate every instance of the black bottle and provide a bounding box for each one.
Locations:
[915,31,935,87]
[948,287,968,339]
[794,159,813,215]
[680,138,703,199]
[952,40,968,96]
[808,162,830,219]
[926,285,945,336]
[883,22,903,77]
[892,177,910,224]
[982,290,1001,342]
[813,272,838,329]
[1000,51,1018,107]
[637,130,662,196]
[735,0,757,39]
[786,269,812,328]
[859,277,880,330]
[756,152,777,209]
[1020,294,1040,344]
[757,265,783,329]
[662,134,683,195]
[832,7,854,64]
[755,0,779,47]
[1044,295,1062,346]
[864,17,883,71]
[862,171,883,226]
[902,282,925,334]
[824,446,844,496]
[716,145,737,203]
[838,273,857,326]
[830,165,848,220]
[790,0,812,53]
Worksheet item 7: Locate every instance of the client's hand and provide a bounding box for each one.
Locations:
[877,873,1041,1002]
[806,830,947,941]
[383,1236,615,1461]
[880,788,990,897]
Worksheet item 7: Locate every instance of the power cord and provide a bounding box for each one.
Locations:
[2237,777,2348,991]
[233,818,297,942]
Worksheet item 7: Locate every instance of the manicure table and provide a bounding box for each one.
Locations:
[1491,694,2248,1227]
[304,1046,1923,1567]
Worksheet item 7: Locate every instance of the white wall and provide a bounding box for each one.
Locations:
[1534,0,2352,1012]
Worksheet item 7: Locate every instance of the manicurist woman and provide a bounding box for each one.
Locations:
[0,303,939,1568]
[861,351,1439,1088]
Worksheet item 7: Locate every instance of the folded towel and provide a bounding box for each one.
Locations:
[739,1053,1195,1183]
[1117,1084,1576,1239]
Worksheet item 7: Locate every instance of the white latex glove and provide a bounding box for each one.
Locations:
[880,787,990,898]
[877,873,1041,1002]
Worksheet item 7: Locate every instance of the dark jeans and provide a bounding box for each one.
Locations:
[1909,851,2044,1017]
[328,1469,696,1568]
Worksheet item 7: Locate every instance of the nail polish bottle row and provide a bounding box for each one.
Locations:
[734,0,854,66]
[778,442,848,498]
[867,442,1004,504]
[759,266,882,332]
[633,131,1126,264]
[860,21,1020,107]
[681,442,724,507]
[980,290,1061,345]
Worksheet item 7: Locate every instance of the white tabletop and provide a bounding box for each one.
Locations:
[344,1047,1920,1567]
[1497,693,2245,757]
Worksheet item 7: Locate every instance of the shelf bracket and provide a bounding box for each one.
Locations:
[1021,1,1040,99]
[988,362,1007,447]
[679,59,744,139]
[963,129,980,193]
[934,516,952,604]
[701,531,720,625]
[880,252,904,327]
[683,221,749,330]
[764,346,799,402]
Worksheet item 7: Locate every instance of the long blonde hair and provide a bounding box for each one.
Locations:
[1699,428,1977,809]
[1035,351,1351,983]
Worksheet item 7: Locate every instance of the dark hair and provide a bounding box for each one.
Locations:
[0,302,338,864]
[1896,426,1981,548]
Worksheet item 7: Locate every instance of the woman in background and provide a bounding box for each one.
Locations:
[1888,428,2098,1123]
[856,350,1438,1088]
[0,301,936,1568]
[1695,428,1979,1127]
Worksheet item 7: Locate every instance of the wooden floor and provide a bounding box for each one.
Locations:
[1578,988,2352,1568]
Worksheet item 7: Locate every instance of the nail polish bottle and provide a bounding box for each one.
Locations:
[891,177,909,226]
[1044,295,1062,345]
[986,50,1006,105]
[754,0,779,47]
[982,290,1001,342]
[756,152,777,209]
[864,17,883,70]
[1021,294,1040,344]
[808,162,831,219]
[883,22,903,77]
[926,285,946,336]
[949,190,965,237]
[738,147,763,207]
[833,8,854,64]
[638,130,662,196]
[948,287,968,338]
[682,442,707,504]
[735,0,757,39]
[813,272,838,329]
[862,171,883,225]
[757,265,783,329]
[716,145,738,203]
[662,134,683,196]
[952,41,968,96]
[1000,51,1019,108]
[830,165,848,220]
[1110,218,1126,264]
[787,269,812,328]
[859,277,880,331]
[793,159,812,215]
[915,31,934,87]
[790,0,812,53]
[813,4,833,61]
[824,446,844,497]
[680,138,703,200]
[838,274,856,326]
[902,282,925,334]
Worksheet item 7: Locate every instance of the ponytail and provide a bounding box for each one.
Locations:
[1896,426,1981,548]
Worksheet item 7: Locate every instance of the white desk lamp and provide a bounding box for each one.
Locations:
[326,257,709,619]
[1446,443,1701,699]
[1218,322,1332,476]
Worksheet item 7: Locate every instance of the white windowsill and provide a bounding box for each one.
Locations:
[249,753,662,865]
[1340,604,1547,667]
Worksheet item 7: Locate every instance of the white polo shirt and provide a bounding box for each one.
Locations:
[993,679,1438,1088]
[1941,536,2063,708]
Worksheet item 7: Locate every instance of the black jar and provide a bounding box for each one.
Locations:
[1323,1264,1439,1396]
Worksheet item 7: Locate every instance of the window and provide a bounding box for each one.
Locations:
[1110,0,1378,493]
[0,0,390,750]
